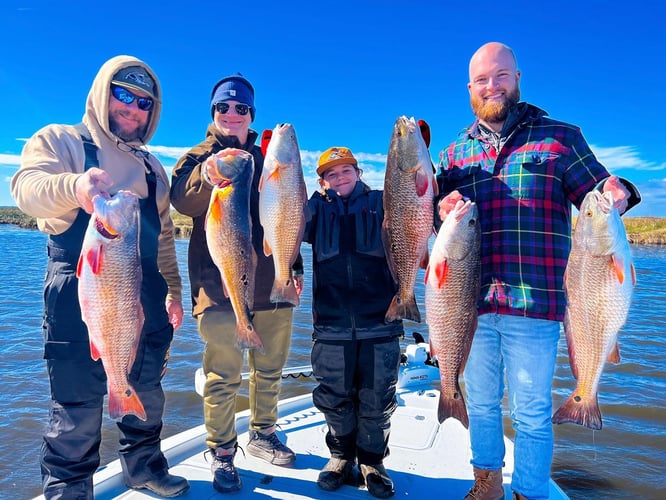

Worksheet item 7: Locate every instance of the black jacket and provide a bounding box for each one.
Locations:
[303,182,403,340]
[170,125,302,316]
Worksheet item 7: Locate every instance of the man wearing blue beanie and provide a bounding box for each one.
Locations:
[210,74,256,121]
[171,73,302,494]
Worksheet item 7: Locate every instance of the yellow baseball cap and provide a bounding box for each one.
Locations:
[317,147,358,176]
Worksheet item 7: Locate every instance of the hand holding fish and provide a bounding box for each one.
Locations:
[203,149,246,186]
[166,298,183,330]
[293,273,304,296]
[438,190,464,221]
[75,167,113,213]
[602,175,630,214]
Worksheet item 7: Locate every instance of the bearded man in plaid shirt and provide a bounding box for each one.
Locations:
[436,42,640,500]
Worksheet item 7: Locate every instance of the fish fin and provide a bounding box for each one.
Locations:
[432,175,439,196]
[261,129,272,157]
[631,263,637,286]
[76,255,84,278]
[419,248,430,270]
[263,238,272,256]
[259,167,280,192]
[108,384,147,422]
[385,295,421,323]
[438,385,469,428]
[209,191,223,221]
[611,254,625,283]
[126,305,144,370]
[563,311,579,380]
[270,279,300,306]
[237,321,265,354]
[417,119,430,148]
[433,258,449,288]
[381,224,399,283]
[551,391,602,430]
[222,282,230,298]
[607,342,621,364]
[85,245,104,274]
[458,319,477,375]
[415,169,429,197]
[89,340,101,361]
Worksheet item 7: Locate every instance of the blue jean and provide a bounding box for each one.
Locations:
[463,314,560,500]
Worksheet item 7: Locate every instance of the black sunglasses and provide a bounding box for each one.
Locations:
[214,102,250,115]
[111,85,154,111]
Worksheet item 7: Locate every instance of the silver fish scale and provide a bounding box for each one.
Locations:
[425,204,481,425]
[259,125,306,300]
[554,190,634,429]
[205,151,262,351]
[564,243,633,388]
[384,168,435,310]
[77,193,143,418]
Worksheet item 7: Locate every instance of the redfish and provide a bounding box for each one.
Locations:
[552,190,635,430]
[258,123,307,306]
[425,200,481,428]
[205,148,263,352]
[77,190,146,421]
[383,116,438,323]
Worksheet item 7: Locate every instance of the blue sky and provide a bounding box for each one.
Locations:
[1,0,663,216]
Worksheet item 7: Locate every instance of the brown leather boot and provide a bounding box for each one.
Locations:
[464,467,505,500]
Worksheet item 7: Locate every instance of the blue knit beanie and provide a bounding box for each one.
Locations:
[210,73,255,120]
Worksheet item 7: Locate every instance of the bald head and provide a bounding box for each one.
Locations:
[469,42,518,81]
[467,42,521,131]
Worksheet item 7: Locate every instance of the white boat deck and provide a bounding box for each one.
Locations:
[87,357,567,499]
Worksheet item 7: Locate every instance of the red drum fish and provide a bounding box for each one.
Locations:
[77,190,146,421]
[552,190,635,430]
[383,116,438,323]
[258,123,307,306]
[425,200,481,428]
[205,148,263,352]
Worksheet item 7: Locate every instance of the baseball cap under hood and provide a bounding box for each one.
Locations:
[83,55,162,146]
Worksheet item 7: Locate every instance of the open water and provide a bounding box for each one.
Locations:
[0,223,664,499]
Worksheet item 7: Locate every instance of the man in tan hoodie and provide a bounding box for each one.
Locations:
[11,56,188,499]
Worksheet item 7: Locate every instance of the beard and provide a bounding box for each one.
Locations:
[471,86,520,124]
[109,112,147,142]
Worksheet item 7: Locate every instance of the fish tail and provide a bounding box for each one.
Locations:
[237,322,265,354]
[551,392,602,430]
[270,279,300,306]
[385,294,421,323]
[438,386,469,428]
[109,385,147,422]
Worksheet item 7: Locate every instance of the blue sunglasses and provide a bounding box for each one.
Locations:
[111,85,154,111]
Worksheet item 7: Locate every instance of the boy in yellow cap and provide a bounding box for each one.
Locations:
[302,147,403,498]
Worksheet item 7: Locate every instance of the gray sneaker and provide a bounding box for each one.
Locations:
[247,429,296,465]
[210,446,241,493]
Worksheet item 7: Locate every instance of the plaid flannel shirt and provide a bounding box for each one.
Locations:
[437,103,610,321]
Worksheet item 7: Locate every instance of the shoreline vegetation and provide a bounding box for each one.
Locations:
[1,206,665,245]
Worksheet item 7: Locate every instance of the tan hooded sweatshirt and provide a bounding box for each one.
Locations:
[11,55,181,302]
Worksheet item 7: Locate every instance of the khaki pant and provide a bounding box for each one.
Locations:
[198,307,293,450]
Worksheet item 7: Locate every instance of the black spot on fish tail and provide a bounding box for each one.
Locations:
[438,390,469,428]
[552,393,602,430]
